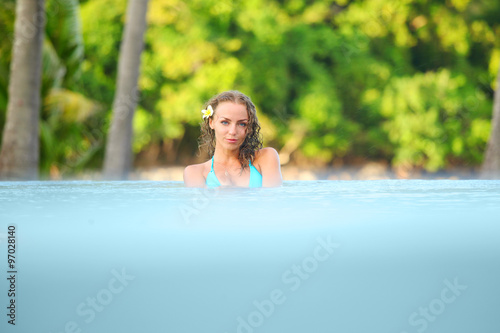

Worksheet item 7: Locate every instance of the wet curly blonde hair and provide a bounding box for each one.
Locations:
[199,90,263,169]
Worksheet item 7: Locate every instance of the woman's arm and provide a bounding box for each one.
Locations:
[257,148,283,187]
[183,164,206,187]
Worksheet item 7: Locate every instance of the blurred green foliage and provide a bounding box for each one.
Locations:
[0,0,499,176]
[0,0,15,139]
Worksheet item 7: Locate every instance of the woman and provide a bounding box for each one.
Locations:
[184,90,282,187]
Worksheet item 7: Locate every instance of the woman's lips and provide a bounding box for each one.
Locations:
[226,138,238,143]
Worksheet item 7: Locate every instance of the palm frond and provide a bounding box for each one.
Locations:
[42,38,66,95]
[44,88,103,122]
[45,0,84,85]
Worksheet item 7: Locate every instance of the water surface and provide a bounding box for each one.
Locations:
[0,180,499,333]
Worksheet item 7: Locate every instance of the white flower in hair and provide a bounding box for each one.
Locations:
[201,105,214,119]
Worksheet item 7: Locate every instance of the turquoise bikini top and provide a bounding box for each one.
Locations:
[206,156,262,188]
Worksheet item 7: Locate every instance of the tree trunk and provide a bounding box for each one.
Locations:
[482,67,500,179]
[103,0,150,180]
[0,0,45,180]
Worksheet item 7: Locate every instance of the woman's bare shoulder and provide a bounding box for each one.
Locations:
[183,160,211,187]
[254,147,282,187]
[184,161,208,172]
[255,147,279,163]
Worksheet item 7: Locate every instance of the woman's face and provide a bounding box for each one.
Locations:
[209,101,249,151]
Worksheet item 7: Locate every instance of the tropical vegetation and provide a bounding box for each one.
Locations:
[0,0,499,177]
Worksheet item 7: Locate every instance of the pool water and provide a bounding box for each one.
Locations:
[0,180,499,333]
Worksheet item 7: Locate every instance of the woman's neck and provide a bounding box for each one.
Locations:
[213,148,240,167]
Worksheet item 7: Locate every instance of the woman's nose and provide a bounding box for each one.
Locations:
[228,124,237,135]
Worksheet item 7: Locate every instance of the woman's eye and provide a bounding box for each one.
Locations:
[221,121,228,125]
[239,123,247,127]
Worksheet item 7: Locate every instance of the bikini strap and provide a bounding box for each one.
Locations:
[211,156,215,170]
